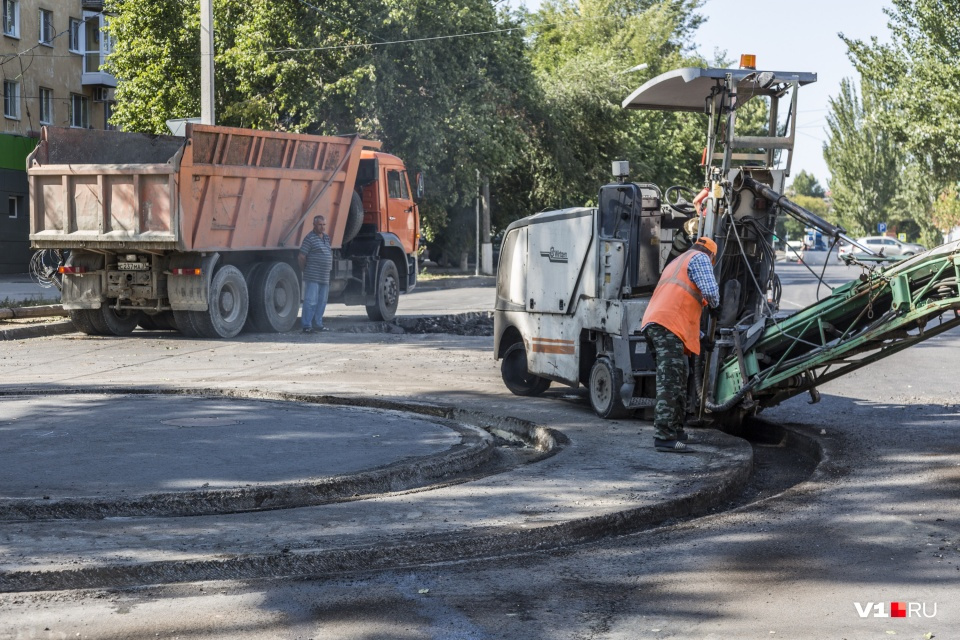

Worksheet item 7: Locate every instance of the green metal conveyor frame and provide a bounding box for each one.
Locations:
[712,240,960,415]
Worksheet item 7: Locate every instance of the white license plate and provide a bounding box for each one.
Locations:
[118,262,149,271]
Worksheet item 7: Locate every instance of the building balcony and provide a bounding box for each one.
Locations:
[81,52,117,88]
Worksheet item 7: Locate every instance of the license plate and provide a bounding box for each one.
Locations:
[118,262,149,271]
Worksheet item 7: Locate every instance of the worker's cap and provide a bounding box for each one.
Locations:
[695,236,718,259]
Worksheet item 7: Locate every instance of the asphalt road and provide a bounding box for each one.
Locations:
[1,262,958,639]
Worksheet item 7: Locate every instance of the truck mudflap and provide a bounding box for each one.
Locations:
[59,252,105,310]
[166,253,218,311]
[407,254,418,292]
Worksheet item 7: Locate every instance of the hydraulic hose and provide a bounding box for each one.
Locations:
[736,174,877,256]
[694,354,758,414]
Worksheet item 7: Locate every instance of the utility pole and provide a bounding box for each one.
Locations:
[481,177,492,275]
[200,0,215,125]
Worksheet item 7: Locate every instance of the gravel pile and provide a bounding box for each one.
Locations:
[395,312,493,336]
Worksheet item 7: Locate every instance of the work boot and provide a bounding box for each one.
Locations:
[654,438,694,453]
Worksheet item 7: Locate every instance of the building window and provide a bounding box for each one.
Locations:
[3,0,19,38]
[8,196,19,219]
[39,86,52,124]
[69,17,81,52]
[84,13,101,73]
[3,80,20,119]
[38,8,52,45]
[70,93,89,128]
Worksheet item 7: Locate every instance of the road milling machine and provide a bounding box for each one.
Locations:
[494,61,960,430]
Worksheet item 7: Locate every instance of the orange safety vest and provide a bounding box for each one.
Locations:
[641,249,707,355]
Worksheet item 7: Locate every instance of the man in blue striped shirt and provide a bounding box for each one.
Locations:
[298,215,333,333]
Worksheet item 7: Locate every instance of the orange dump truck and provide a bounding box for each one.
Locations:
[28,124,421,338]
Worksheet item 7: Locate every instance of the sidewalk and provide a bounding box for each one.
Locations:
[0,273,59,304]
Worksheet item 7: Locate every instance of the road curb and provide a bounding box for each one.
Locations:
[0,387,557,521]
[0,319,75,340]
[0,425,751,593]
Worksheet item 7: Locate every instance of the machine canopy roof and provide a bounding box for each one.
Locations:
[622,66,817,112]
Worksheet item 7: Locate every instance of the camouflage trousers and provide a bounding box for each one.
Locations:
[643,323,688,440]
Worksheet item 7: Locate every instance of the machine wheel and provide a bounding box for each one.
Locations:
[173,310,203,338]
[365,260,400,322]
[248,261,300,333]
[589,357,628,419]
[343,191,365,244]
[139,311,177,331]
[192,265,249,339]
[500,342,551,397]
[69,309,106,336]
[99,303,142,336]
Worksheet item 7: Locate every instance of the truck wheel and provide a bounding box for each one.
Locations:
[589,358,628,419]
[69,309,106,336]
[248,261,300,333]
[501,342,551,396]
[343,191,364,244]
[240,263,264,333]
[173,310,203,337]
[365,260,400,322]
[192,265,249,339]
[99,303,142,336]
[139,311,177,331]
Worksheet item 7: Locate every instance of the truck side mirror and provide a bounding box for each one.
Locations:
[414,172,425,203]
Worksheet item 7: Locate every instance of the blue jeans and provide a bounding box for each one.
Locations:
[301,280,330,329]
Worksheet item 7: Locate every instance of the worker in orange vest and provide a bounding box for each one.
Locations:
[640,236,721,452]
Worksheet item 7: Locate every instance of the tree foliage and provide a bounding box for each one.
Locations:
[513,0,707,219]
[790,170,825,198]
[105,0,715,263]
[842,0,960,184]
[106,0,535,262]
[823,79,905,237]
[930,184,960,233]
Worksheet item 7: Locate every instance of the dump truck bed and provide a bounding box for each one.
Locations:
[28,125,380,252]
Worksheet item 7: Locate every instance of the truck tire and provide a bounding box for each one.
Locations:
[99,303,142,336]
[500,342,551,397]
[192,265,249,339]
[343,191,364,244]
[173,310,204,338]
[69,309,107,336]
[239,263,264,333]
[248,261,300,333]
[589,357,628,419]
[365,259,400,322]
[139,311,177,331]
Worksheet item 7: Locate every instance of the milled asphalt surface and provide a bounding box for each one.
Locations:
[0,273,759,593]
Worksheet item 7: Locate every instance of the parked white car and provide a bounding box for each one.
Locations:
[838,236,926,262]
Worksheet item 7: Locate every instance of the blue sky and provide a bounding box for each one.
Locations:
[505,0,894,190]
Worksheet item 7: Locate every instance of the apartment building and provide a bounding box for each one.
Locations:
[0,0,115,273]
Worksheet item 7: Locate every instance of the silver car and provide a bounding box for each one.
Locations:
[839,236,926,262]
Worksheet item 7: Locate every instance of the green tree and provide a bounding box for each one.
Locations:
[790,170,826,198]
[930,184,960,235]
[823,79,904,237]
[105,0,538,266]
[843,0,960,184]
[512,0,707,219]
